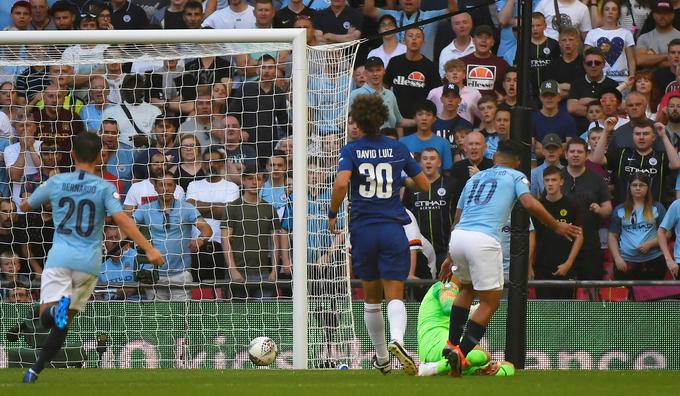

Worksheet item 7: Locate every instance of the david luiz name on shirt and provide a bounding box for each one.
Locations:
[356,148,394,159]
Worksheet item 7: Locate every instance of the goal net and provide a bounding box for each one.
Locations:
[0,30,359,369]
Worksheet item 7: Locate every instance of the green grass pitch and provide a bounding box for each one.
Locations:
[0,369,677,396]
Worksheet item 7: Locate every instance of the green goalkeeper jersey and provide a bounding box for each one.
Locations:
[417,281,456,362]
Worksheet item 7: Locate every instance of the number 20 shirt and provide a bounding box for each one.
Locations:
[27,171,123,276]
[338,135,421,229]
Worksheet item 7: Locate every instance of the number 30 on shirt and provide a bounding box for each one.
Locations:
[358,163,393,198]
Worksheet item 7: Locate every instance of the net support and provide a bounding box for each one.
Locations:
[506,0,533,369]
[291,31,309,370]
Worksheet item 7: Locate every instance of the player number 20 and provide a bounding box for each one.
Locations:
[358,163,393,198]
[56,197,96,237]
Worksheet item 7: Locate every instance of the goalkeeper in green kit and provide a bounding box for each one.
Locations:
[417,277,515,377]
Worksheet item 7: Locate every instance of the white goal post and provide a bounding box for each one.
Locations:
[0,29,359,370]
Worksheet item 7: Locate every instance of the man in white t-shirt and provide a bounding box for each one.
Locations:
[438,13,476,78]
[4,112,41,211]
[123,152,185,212]
[201,0,255,29]
[103,74,161,150]
[186,145,239,282]
[535,0,592,41]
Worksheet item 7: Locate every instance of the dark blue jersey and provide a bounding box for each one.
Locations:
[338,135,421,228]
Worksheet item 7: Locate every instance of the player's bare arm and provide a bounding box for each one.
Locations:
[112,212,164,266]
[518,193,581,241]
[403,172,430,192]
[189,217,213,253]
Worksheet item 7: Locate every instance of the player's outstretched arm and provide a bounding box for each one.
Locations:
[112,212,165,266]
[519,194,582,241]
[404,172,430,193]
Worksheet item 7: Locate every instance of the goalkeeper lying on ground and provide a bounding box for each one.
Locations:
[417,278,515,376]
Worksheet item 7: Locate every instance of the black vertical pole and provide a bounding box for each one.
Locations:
[506,0,533,369]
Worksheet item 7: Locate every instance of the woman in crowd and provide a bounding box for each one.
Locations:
[169,134,206,192]
[585,0,637,82]
[629,70,661,120]
[608,173,667,280]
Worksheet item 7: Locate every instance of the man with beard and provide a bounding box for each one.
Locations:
[186,146,239,284]
[662,95,680,153]
[123,152,186,213]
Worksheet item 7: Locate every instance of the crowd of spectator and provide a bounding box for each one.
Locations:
[0,0,680,304]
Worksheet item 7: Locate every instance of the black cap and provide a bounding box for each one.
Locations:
[442,83,460,97]
[541,133,562,149]
[539,80,560,96]
[364,56,384,69]
[653,1,674,13]
[473,25,494,37]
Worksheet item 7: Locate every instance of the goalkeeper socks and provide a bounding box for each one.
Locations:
[32,326,68,374]
[460,320,486,357]
[40,306,56,329]
[364,303,389,362]
[448,305,469,345]
[386,299,406,345]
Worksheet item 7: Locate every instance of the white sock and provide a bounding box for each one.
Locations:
[364,303,388,362]
[387,299,406,345]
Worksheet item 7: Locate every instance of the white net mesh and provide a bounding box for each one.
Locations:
[0,37,359,369]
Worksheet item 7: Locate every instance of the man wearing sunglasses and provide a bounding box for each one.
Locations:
[567,47,619,130]
[134,172,212,301]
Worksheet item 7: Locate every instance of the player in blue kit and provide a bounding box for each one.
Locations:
[328,95,429,375]
[20,133,164,384]
[441,139,582,377]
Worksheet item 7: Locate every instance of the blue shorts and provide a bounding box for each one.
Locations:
[350,222,410,281]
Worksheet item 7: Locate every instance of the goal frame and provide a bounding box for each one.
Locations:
[0,29,309,369]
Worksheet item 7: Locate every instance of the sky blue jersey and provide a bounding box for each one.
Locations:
[338,135,421,228]
[659,200,680,263]
[456,165,531,242]
[27,170,123,276]
[610,203,665,263]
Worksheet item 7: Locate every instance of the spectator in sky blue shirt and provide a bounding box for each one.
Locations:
[99,225,140,301]
[609,173,667,280]
[133,173,212,301]
[400,100,453,171]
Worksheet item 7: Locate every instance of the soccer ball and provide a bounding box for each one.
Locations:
[248,336,278,366]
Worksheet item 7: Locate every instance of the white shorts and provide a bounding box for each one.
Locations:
[448,229,504,291]
[40,267,98,312]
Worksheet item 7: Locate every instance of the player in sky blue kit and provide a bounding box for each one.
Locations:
[441,139,581,377]
[329,94,429,376]
[20,133,164,384]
